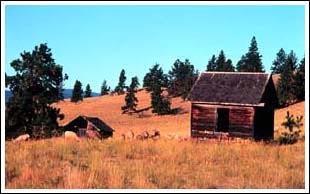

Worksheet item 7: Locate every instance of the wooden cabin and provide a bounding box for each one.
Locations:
[187,72,278,140]
[63,115,114,139]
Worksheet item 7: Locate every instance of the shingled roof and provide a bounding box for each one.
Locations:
[188,72,272,105]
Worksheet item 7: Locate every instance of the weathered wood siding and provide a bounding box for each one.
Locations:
[191,104,216,131]
[190,103,255,138]
[229,107,254,135]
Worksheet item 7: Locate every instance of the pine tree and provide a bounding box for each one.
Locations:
[84,84,92,98]
[143,64,171,114]
[216,50,227,71]
[271,48,287,74]
[206,55,217,71]
[207,51,234,72]
[122,76,139,113]
[225,59,235,72]
[5,43,68,139]
[236,55,246,72]
[71,80,83,102]
[100,80,110,96]
[143,64,168,91]
[277,111,303,145]
[281,111,303,132]
[237,36,264,72]
[151,81,171,115]
[292,57,305,101]
[168,59,198,100]
[114,69,127,95]
[277,50,298,106]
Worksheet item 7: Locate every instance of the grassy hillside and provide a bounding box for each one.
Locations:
[53,89,191,137]
[53,89,305,138]
[274,101,305,138]
[5,89,305,189]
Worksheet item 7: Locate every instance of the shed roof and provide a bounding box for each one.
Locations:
[64,115,114,133]
[188,72,272,105]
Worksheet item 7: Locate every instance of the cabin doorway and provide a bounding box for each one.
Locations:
[77,128,86,137]
[216,108,229,132]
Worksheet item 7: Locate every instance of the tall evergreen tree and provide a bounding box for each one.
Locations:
[114,69,127,95]
[84,84,92,98]
[151,81,171,115]
[100,80,110,96]
[216,50,227,71]
[143,64,168,91]
[277,50,298,106]
[225,59,235,72]
[236,55,246,72]
[292,57,305,101]
[122,76,140,113]
[168,59,198,100]
[5,43,68,139]
[236,36,264,72]
[71,80,83,102]
[207,51,234,72]
[206,55,217,71]
[271,48,287,74]
[143,64,171,114]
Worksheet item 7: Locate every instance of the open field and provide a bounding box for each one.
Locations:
[5,139,305,189]
[5,90,305,189]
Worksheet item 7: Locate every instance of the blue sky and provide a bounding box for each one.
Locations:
[5,5,305,93]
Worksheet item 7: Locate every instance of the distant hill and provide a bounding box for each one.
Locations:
[62,89,100,99]
[5,89,100,103]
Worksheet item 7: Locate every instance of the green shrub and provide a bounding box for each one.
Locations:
[276,111,303,145]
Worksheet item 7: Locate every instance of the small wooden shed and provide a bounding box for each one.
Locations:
[187,72,278,140]
[64,115,114,138]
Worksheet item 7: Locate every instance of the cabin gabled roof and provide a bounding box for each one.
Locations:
[64,115,114,133]
[188,72,276,105]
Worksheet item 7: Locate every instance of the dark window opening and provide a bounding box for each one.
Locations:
[216,108,229,132]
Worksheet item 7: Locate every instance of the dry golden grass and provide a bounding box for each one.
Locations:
[5,89,305,189]
[274,101,305,138]
[5,139,305,189]
[53,89,191,137]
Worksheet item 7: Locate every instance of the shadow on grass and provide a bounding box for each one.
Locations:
[124,106,188,117]
[170,107,188,115]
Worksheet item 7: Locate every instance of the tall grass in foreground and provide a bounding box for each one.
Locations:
[5,139,304,189]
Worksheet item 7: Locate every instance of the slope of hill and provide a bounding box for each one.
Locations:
[53,89,305,138]
[274,101,305,137]
[54,89,190,137]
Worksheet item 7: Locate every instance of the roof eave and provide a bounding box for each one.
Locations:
[191,101,265,107]
[186,72,203,101]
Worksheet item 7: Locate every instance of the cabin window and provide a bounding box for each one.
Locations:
[216,108,229,132]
